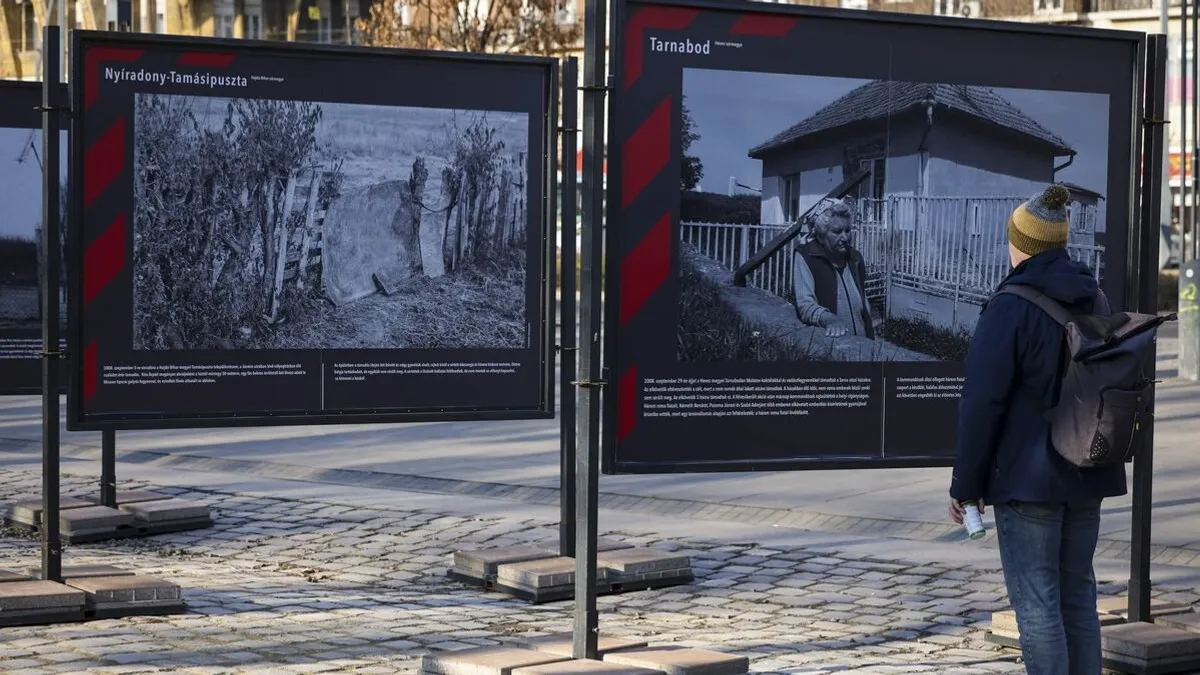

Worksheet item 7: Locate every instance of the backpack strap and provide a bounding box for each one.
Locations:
[993,284,1076,328]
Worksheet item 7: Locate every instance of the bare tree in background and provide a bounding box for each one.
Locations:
[354,0,581,56]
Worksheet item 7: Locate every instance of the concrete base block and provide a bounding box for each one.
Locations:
[0,570,31,583]
[119,498,210,523]
[421,646,570,675]
[537,538,638,556]
[493,557,612,602]
[1102,622,1200,659]
[65,574,186,618]
[497,557,610,590]
[0,580,87,626]
[1098,597,1195,620]
[60,505,137,537]
[513,658,665,675]
[598,549,694,588]
[511,633,649,658]
[602,647,749,675]
[1156,612,1200,635]
[84,490,172,506]
[453,546,558,582]
[6,497,94,526]
[28,565,134,581]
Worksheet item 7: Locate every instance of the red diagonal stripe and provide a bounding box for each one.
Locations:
[82,341,98,402]
[84,119,125,208]
[617,365,638,443]
[619,211,671,326]
[623,6,700,90]
[621,96,672,210]
[179,52,236,67]
[730,13,798,37]
[83,214,127,306]
[85,47,143,109]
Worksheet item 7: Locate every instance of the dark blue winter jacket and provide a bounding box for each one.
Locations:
[949,248,1128,505]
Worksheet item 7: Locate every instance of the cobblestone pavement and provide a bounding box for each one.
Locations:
[30,438,1200,568]
[1,467,1198,675]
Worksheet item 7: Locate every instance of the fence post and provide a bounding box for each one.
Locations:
[267,174,298,323]
[885,198,895,320]
[739,224,750,267]
[953,200,967,329]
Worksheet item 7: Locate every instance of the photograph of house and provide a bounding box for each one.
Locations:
[677,68,1109,363]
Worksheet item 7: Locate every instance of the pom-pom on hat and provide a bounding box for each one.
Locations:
[1007,184,1071,257]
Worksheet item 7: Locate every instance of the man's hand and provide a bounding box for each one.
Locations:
[948,498,985,525]
[824,320,848,338]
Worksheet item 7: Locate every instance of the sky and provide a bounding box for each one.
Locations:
[681,68,1110,199]
[0,128,68,240]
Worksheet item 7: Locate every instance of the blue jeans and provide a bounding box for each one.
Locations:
[994,500,1104,675]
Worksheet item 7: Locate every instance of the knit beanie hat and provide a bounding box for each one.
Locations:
[1007,184,1071,256]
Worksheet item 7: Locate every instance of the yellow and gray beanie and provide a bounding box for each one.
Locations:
[1007,184,1071,257]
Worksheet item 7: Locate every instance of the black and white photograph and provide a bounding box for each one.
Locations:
[132,93,531,352]
[677,68,1109,364]
[0,127,67,332]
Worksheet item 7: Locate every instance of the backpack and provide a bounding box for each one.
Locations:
[993,284,1176,469]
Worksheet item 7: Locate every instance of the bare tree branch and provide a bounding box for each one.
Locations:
[354,0,581,56]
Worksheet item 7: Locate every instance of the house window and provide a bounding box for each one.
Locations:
[216,13,235,37]
[933,0,959,14]
[840,0,867,8]
[314,0,333,41]
[247,14,262,39]
[245,1,264,38]
[1034,0,1063,12]
[781,174,800,224]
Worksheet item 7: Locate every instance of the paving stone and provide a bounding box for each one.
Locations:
[0,581,86,611]
[119,498,210,523]
[1157,611,1200,634]
[539,538,637,556]
[1097,596,1195,618]
[512,634,648,658]
[64,575,181,604]
[597,549,691,579]
[6,497,94,525]
[602,647,748,675]
[27,565,133,580]
[421,646,570,675]
[496,557,609,590]
[452,546,557,580]
[512,658,666,675]
[59,505,136,533]
[84,490,173,506]
[1101,622,1200,659]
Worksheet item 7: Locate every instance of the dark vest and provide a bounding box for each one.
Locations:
[797,240,875,340]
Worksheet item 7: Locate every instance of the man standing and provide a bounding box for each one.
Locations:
[948,184,1126,675]
[792,198,875,339]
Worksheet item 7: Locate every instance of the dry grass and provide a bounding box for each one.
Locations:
[878,316,972,362]
[677,255,811,363]
[263,248,526,350]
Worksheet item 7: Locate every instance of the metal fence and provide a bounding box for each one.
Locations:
[682,194,1104,317]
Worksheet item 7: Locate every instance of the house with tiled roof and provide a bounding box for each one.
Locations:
[714,78,1105,337]
[747,79,1079,228]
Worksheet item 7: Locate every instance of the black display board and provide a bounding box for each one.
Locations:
[1,80,69,396]
[67,32,558,430]
[602,0,1147,472]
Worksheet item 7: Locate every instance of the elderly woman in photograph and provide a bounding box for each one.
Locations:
[791,197,875,340]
